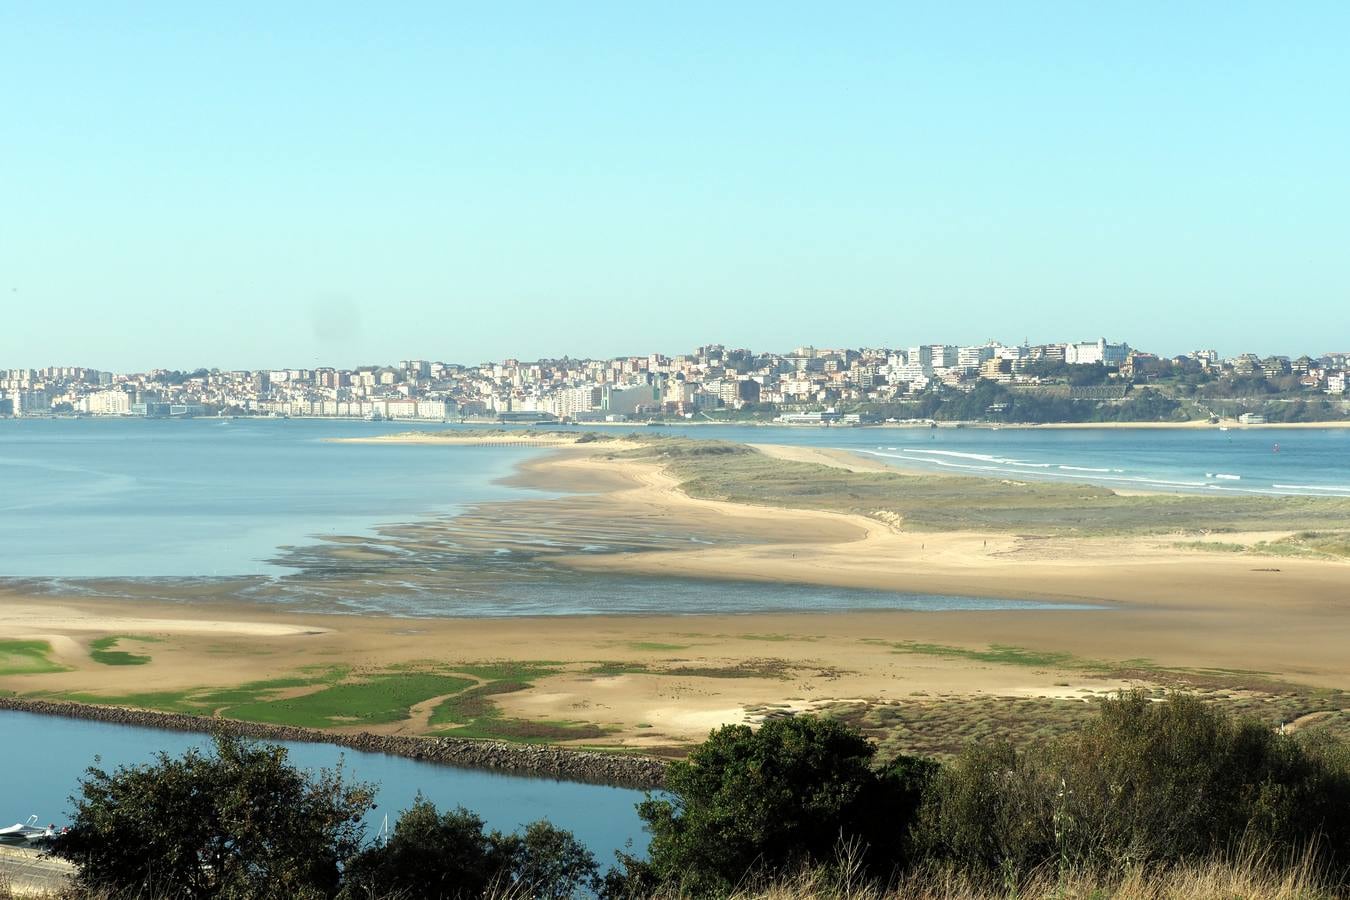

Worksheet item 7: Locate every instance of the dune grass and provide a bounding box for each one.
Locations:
[1177,530,1350,560]
[620,439,1350,537]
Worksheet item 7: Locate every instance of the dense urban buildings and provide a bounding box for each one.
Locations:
[2,340,1347,422]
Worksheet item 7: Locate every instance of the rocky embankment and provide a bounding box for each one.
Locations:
[0,698,666,789]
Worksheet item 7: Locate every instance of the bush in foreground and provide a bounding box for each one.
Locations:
[916,693,1350,877]
[50,732,374,899]
[342,798,598,899]
[622,715,936,896]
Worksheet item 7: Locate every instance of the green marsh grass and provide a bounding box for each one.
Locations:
[0,639,67,675]
[88,635,163,666]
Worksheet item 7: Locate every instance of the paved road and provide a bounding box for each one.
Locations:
[0,844,74,896]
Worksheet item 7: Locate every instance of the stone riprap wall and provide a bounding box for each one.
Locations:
[0,697,667,789]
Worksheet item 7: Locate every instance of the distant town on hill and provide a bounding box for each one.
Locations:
[4,339,1349,425]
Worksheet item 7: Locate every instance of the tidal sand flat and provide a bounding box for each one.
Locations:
[5,431,1350,760]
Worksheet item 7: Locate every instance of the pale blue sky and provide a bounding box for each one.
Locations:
[2,2,1346,370]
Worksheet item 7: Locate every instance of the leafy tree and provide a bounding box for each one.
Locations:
[342,798,598,899]
[342,799,506,899]
[912,740,1054,875]
[506,820,602,900]
[50,732,374,899]
[1067,363,1117,387]
[629,715,929,896]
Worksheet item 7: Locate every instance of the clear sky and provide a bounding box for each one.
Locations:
[2,2,1347,370]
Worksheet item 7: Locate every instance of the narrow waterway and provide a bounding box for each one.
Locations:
[0,710,650,864]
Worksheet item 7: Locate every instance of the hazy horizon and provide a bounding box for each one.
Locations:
[4,3,1347,369]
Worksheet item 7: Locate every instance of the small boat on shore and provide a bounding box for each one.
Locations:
[0,815,50,842]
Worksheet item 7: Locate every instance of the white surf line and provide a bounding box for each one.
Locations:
[1273,483,1350,493]
[853,449,1344,496]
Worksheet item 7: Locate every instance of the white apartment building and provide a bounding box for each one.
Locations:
[79,390,132,415]
[930,345,959,369]
[886,362,931,386]
[550,386,601,419]
[957,345,996,369]
[1065,338,1130,366]
[11,389,49,416]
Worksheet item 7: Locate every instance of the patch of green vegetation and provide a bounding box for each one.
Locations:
[587,661,653,676]
[192,675,335,708]
[1293,531,1350,558]
[871,639,1108,671]
[449,661,562,681]
[46,659,604,741]
[587,658,795,679]
[85,650,151,671]
[626,641,691,652]
[1174,540,1248,553]
[430,680,603,743]
[89,635,163,667]
[0,639,68,675]
[226,672,475,728]
[47,671,348,715]
[1176,531,1350,561]
[665,660,795,679]
[430,680,531,727]
[738,633,818,643]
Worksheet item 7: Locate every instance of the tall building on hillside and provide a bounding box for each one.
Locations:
[1065,338,1129,366]
[80,389,132,415]
[11,389,49,416]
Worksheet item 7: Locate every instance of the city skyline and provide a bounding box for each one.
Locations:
[4,3,1349,368]
[6,338,1346,425]
[3,335,1348,376]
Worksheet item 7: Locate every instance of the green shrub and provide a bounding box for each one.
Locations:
[51,733,374,899]
[914,693,1350,878]
[342,798,598,899]
[627,716,932,897]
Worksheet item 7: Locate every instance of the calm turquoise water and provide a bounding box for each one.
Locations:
[0,710,649,864]
[0,418,546,578]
